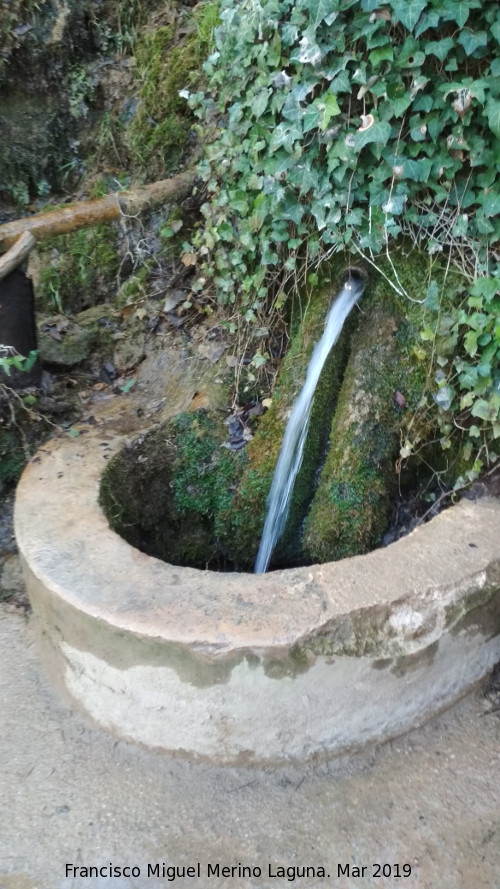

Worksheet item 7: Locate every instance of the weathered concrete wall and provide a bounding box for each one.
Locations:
[14,390,500,762]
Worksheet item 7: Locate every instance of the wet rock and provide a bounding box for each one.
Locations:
[113,331,146,373]
[302,301,424,564]
[38,316,96,367]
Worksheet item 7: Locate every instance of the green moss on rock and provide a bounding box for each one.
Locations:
[0,1,104,203]
[125,2,220,179]
[37,317,97,367]
[301,249,440,564]
[302,303,406,562]
[36,224,119,314]
[217,271,359,571]
[100,409,245,569]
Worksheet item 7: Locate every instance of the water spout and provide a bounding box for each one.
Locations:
[254,273,364,574]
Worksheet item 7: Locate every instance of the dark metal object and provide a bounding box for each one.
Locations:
[0,269,41,388]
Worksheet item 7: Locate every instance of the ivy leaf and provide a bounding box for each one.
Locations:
[390,0,427,33]
[291,33,323,66]
[464,330,478,357]
[11,355,26,371]
[485,100,500,139]
[433,386,454,410]
[369,45,394,67]
[492,19,500,45]
[24,350,39,372]
[415,9,441,37]
[470,399,490,420]
[310,198,331,230]
[390,95,413,117]
[268,31,282,67]
[281,23,299,46]
[251,90,270,119]
[470,278,499,301]
[277,194,304,225]
[382,192,407,214]
[304,0,339,30]
[425,37,455,63]
[354,119,391,150]
[288,164,319,193]
[320,93,341,130]
[449,2,472,29]
[303,104,321,133]
[249,193,269,232]
[329,71,351,93]
[424,280,440,311]
[457,30,488,56]
[482,190,500,218]
[282,90,304,122]
[229,191,249,215]
[269,123,302,154]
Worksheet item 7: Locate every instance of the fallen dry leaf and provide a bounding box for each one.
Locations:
[181,252,197,267]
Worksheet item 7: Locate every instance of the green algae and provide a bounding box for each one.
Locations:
[302,247,461,564]
[100,409,245,569]
[302,300,406,562]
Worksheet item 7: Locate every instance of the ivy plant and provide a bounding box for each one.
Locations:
[0,347,38,378]
[186,0,500,480]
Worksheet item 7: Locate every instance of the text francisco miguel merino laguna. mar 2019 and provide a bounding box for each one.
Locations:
[64,861,413,881]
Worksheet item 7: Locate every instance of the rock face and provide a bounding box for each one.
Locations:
[37,316,96,367]
[302,302,415,562]
[0,0,97,204]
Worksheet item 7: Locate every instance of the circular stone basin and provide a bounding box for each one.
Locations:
[15,412,500,764]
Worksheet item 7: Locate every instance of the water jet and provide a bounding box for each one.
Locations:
[255,271,364,574]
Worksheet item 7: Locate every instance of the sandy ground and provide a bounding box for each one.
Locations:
[1,593,499,889]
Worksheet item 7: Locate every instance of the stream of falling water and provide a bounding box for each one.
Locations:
[254,273,364,574]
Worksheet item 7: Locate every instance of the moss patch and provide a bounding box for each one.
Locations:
[124,2,220,179]
[37,223,119,314]
[217,267,360,571]
[302,247,459,564]
[0,92,72,207]
[99,409,245,570]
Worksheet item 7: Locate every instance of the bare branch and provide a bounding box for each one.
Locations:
[0,231,36,281]
[0,171,196,252]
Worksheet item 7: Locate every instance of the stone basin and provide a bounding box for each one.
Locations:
[14,391,500,764]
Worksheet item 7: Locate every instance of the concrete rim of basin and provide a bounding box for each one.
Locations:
[15,423,500,764]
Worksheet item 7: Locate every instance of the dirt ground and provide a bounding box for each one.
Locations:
[1,565,499,889]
